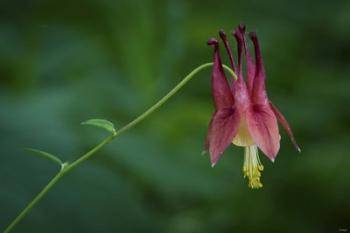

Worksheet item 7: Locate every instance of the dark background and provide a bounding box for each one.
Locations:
[1,0,349,232]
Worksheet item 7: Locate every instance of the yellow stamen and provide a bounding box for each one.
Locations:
[243,145,264,189]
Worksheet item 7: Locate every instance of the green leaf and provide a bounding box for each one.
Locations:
[81,119,116,134]
[25,148,63,166]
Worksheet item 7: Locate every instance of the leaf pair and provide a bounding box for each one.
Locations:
[26,119,116,167]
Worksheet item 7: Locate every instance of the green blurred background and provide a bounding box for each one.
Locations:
[1,0,350,232]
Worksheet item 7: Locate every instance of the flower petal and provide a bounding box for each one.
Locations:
[246,104,280,161]
[249,32,268,105]
[207,107,240,166]
[238,25,256,95]
[208,38,235,110]
[219,30,236,72]
[233,29,244,79]
[232,28,250,109]
[269,102,301,152]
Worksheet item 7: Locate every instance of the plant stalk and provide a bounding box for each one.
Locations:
[3,62,236,233]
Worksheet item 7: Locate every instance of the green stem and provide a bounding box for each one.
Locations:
[3,172,64,233]
[3,62,236,233]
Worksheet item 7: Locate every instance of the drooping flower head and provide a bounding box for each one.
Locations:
[206,24,300,189]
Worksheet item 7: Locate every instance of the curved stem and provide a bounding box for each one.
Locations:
[115,62,236,136]
[3,62,236,233]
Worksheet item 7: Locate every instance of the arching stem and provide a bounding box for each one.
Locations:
[3,62,236,233]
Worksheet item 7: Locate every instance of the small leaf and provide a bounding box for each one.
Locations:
[25,148,63,166]
[81,119,116,134]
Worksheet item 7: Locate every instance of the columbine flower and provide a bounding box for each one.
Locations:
[206,24,300,189]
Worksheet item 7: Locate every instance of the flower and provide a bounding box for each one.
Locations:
[206,24,300,189]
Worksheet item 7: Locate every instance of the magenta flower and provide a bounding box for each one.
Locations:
[206,25,300,188]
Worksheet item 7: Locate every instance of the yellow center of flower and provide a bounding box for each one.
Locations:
[232,114,254,147]
[242,145,264,189]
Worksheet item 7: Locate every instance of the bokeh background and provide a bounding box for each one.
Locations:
[1,0,350,232]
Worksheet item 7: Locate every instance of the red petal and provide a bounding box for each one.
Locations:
[233,30,244,79]
[219,30,236,72]
[208,39,235,110]
[238,25,256,94]
[207,107,240,166]
[232,29,250,109]
[249,32,268,104]
[269,102,301,152]
[246,104,280,161]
